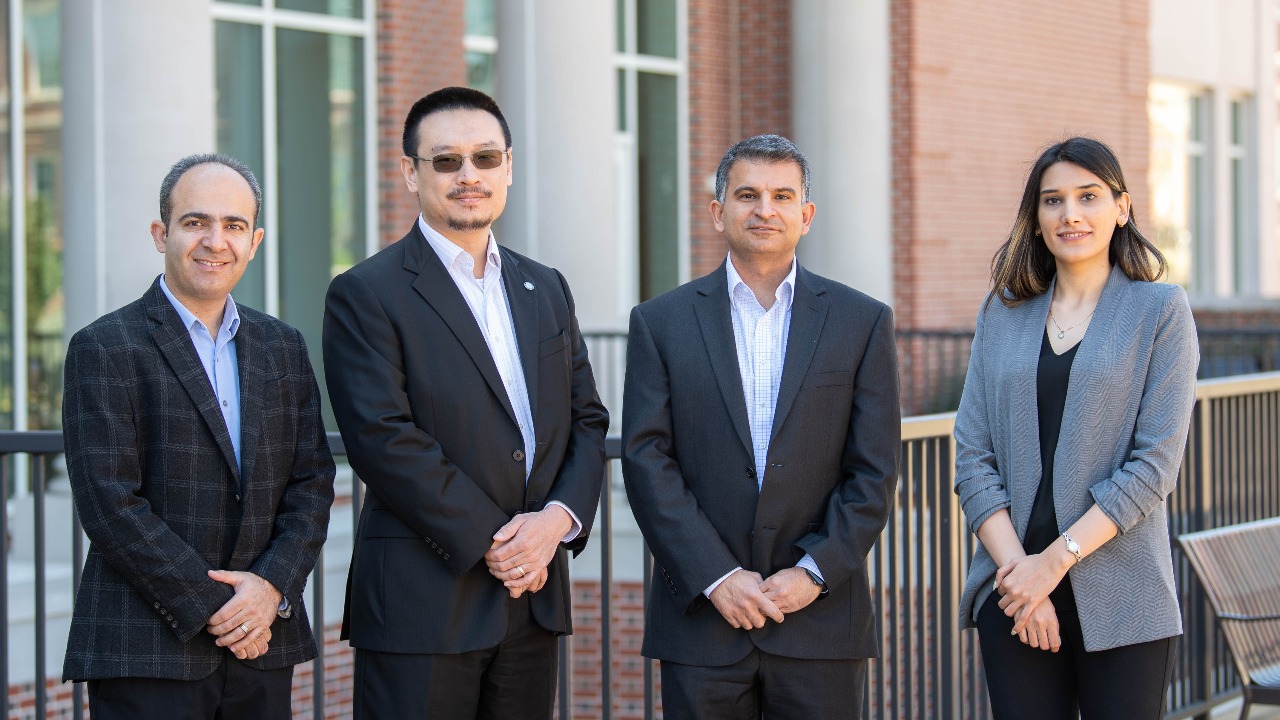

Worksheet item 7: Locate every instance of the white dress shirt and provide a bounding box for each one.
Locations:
[704,254,823,597]
[418,216,582,541]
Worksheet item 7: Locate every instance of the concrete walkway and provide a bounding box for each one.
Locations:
[1213,697,1280,719]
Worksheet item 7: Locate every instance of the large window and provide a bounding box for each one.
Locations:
[616,0,686,301]
[0,0,64,432]
[465,0,496,96]
[1149,82,1210,292]
[213,1,374,423]
[1150,82,1259,298]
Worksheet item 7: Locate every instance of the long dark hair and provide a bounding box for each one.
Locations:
[987,137,1167,308]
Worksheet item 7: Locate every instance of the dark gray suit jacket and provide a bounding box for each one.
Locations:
[323,223,608,654]
[622,262,900,666]
[62,278,335,682]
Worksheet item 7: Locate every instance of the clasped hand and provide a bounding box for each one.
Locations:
[484,506,573,598]
[709,568,821,629]
[994,552,1069,649]
[205,570,283,661]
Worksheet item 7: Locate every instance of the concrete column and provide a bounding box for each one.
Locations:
[1253,0,1278,297]
[790,0,893,305]
[62,0,216,333]
[495,0,621,330]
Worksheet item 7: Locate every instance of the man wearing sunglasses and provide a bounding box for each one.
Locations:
[323,86,609,719]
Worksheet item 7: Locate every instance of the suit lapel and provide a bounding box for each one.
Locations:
[693,265,753,457]
[235,315,265,497]
[770,268,829,441]
[500,248,539,419]
[145,282,241,484]
[405,228,519,423]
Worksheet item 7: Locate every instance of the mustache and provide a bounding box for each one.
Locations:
[447,188,494,199]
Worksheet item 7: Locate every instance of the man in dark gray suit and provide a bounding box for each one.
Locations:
[62,154,335,720]
[622,134,900,719]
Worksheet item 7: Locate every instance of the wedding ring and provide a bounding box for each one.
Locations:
[240,624,251,636]
[515,565,526,578]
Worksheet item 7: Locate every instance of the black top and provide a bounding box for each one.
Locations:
[1024,331,1079,613]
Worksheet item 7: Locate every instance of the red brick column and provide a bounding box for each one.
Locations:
[891,0,1150,329]
[376,1,467,248]
[687,1,792,280]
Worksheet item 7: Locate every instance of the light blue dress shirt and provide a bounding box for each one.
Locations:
[159,275,242,475]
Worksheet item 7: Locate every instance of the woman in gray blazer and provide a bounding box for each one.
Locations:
[954,137,1199,719]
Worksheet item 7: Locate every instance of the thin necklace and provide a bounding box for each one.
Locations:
[1049,307,1095,340]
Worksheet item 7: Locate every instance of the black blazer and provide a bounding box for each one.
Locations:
[62,278,335,682]
[323,223,608,654]
[622,262,900,666]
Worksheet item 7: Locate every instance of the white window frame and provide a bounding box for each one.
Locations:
[210,0,378,316]
[614,0,689,303]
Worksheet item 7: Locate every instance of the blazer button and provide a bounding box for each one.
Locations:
[745,466,756,478]
[512,449,525,462]
[170,621,179,629]
[154,602,161,609]
[444,553,450,560]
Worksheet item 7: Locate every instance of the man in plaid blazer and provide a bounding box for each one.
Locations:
[61,154,335,720]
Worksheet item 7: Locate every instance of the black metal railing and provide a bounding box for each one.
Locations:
[0,372,1277,718]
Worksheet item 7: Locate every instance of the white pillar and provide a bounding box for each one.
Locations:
[62,0,216,333]
[790,0,894,305]
[1254,0,1278,297]
[495,0,621,330]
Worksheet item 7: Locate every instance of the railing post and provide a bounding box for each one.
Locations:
[311,546,325,720]
[1195,399,1214,720]
[34,455,47,719]
[642,545,653,720]
[73,497,84,720]
[599,462,613,720]
[1,454,8,720]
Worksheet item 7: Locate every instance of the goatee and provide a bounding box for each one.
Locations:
[447,215,494,232]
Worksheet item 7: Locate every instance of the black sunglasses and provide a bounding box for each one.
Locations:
[409,150,508,173]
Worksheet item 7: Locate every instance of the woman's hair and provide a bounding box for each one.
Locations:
[986,137,1167,308]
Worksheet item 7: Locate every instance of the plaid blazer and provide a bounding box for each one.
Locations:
[62,278,335,682]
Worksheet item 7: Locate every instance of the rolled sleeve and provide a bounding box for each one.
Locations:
[1089,292,1198,533]
[953,309,1012,534]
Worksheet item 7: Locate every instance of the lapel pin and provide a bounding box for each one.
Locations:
[523,281,535,291]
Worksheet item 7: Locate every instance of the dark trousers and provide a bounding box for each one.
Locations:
[86,655,294,720]
[661,646,867,720]
[977,594,1177,720]
[353,592,557,720]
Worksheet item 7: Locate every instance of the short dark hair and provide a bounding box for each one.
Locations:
[714,134,812,203]
[987,136,1167,308]
[402,86,513,160]
[159,153,262,228]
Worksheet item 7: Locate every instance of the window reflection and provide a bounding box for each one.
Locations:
[24,0,63,430]
[1149,82,1206,291]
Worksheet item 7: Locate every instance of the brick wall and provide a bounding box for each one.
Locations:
[376,0,466,248]
[892,0,1151,329]
[687,0,792,280]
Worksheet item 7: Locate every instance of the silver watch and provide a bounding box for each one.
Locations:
[1061,532,1082,564]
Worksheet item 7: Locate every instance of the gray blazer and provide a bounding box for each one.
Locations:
[954,265,1198,652]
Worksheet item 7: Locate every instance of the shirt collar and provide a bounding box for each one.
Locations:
[725,253,797,311]
[158,274,240,339]
[418,214,501,277]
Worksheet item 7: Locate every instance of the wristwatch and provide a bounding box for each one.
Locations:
[1061,532,1082,564]
[803,568,829,597]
